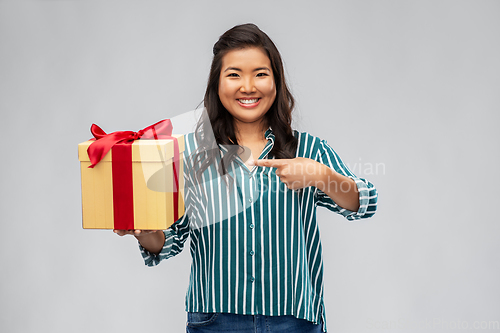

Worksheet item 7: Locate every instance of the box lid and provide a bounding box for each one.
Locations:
[78,135,185,163]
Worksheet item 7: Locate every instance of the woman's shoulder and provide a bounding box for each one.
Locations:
[292,129,331,158]
[292,129,333,147]
[182,132,198,154]
[293,129,321,141]
[184,132,196,143]
[181,132,220,157]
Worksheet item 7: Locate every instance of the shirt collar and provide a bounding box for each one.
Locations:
[264,126,274,140]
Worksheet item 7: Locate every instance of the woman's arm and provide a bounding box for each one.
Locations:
[251,157,360,211]
[314,162,360,212]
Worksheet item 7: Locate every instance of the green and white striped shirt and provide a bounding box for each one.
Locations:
[140,128,378,332]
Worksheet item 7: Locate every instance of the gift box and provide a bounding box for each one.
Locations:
[78,120,185,230]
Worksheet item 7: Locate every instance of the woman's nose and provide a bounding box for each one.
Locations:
[239,78,256,93]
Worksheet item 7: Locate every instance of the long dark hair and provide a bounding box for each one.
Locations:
[190,23,297,185]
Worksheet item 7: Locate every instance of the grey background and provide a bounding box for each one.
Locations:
[1,0,499,332]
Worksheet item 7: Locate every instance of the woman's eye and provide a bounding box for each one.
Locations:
[227,73,239,77]
[256,73,269,77]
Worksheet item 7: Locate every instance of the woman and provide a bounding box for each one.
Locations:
[115,23,378,333]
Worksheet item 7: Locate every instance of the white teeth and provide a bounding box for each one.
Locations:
[238,98,259,104]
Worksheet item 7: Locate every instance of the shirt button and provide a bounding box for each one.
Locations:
[250,277,255,282]
[249,250,255,256]
[249,224,254,229]
[248,198,253,203]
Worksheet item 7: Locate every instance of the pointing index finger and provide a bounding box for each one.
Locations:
[252,159,289,168]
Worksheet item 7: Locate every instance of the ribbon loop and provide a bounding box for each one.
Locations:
[87,119,174,168]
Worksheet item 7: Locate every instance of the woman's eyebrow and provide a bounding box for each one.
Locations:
[253,67,271,72]
[223,66,271,72]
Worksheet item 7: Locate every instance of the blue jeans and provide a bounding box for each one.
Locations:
[186,312,324,333]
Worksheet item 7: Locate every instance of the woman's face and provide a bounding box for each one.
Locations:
[218,47,276,129]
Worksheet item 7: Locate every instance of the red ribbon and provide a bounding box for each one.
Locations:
[87,119,180,229]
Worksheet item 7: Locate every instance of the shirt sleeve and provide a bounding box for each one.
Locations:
[314,138,378,221]
[139,212,190,266]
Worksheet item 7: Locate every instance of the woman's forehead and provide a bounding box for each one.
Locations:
[221,47,271,69]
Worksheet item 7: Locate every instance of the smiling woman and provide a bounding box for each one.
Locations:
[218,47,277,163]
[114,23,378,333]
[189,24,299,186]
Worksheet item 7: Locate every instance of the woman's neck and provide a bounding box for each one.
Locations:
[233,120,268,144]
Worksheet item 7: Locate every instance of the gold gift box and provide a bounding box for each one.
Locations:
[78,136,185,229]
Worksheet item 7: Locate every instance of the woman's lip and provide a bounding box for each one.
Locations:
[237,98,261,108]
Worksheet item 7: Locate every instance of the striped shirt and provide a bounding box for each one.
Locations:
[140,128,378,332]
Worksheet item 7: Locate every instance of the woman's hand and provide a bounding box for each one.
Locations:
[251,157,329,190]
[251,157,360,212]
[113,229,159,237]
[113,229,166,255]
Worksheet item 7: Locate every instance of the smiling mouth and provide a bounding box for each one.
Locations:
[237,98,260,104]
[237,98,261,108]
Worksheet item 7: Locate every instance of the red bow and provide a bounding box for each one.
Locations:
[87,119,174,168]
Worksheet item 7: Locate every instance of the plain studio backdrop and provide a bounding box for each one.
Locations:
[0,1,499,332]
